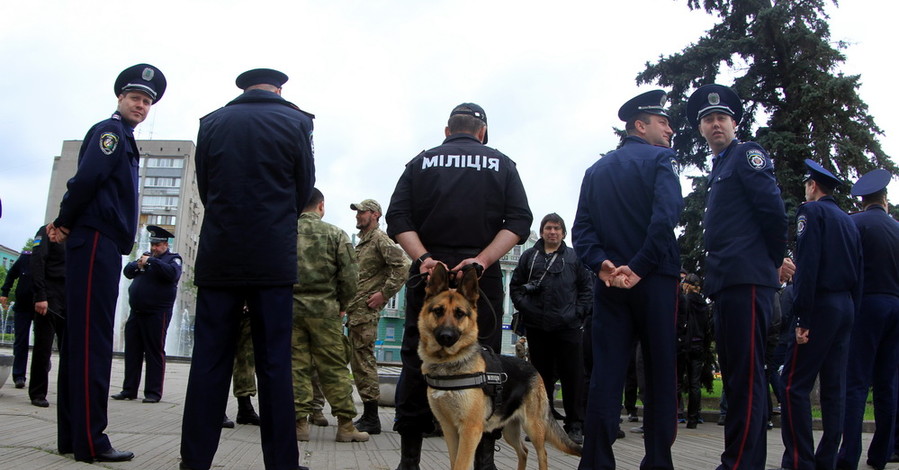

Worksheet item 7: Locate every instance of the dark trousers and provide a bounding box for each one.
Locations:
[838,294,899,470]
[29,311,61,400]
[61,228,121,460]
[780,291,854,470]
[181,286,297,470]
[528,326,585,425]
[682,348,704,422]
[12,308,33,380]
[579,274,679,470]
[713,284,774,470]
[121,309,173,400]
[394,253,503,435]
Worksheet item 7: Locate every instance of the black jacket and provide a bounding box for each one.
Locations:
[1,253,32,312]
[510,240,593,331]
[124,250,182,314]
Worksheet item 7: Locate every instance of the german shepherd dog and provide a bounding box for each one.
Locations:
[418,263,582,470]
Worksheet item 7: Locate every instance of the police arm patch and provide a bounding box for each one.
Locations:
[747,149,767,170]
[797,214,807,237]
[99,132,120,155]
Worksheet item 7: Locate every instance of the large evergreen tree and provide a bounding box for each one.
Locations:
[637,0,895,272]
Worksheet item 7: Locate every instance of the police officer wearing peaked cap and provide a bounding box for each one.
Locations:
[45,63,167,464]
[113,225,182,404]
[687,83,790,470]
[573,89,683,470]
[779,159,862,470]
[838,168,899,470]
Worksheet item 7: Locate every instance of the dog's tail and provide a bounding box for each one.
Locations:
[544,408,583,456]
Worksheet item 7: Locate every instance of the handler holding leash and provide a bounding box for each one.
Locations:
[386,102,532,470]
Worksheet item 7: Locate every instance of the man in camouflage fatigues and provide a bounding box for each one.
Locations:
[230,310,260,426]
[347,199,410,434]
[292,188,368,443]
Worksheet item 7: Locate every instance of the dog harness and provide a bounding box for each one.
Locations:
[424,347,508,417]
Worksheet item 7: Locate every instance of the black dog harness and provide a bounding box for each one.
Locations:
[424,347,508,417]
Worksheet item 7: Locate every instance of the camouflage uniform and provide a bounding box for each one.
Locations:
[232,313,256,397]
[292,211,359,419]
[346,226,409,401]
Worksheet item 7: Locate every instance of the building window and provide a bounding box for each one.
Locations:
[143,196,180,208]
[385,327,395,341]
[147,215,177,225]
[146,158,185,168]
[144,177,182,188]
[386,295,397,310]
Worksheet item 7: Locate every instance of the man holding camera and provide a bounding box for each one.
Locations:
[510,213,593,444]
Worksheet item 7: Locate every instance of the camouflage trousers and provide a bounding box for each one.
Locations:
[291,314,356,419]
[232,314,256,398]
[348,321,380,402]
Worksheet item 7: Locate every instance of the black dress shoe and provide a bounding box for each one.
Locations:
[14,378,25,389]
[142,397,160,403]
[223,415,235,428]
[889,453,899,463]
[111,392,135,400]
[866,458,885,470]
[93,448,135,462]
[31,398,50,407]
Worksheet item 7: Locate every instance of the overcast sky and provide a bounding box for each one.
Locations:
[1,0,896,252]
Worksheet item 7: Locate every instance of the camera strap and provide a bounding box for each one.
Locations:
[527,251,558,286]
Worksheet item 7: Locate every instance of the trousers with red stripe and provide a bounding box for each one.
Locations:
[779,291,854,470]
[713,284,774,470]
[60,227,122,461]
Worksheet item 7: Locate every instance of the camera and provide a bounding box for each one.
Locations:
[523,280,542,294]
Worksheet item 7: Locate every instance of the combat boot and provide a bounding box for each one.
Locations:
[296,418,310,441]
[236,396,260,425]
[395,433,422,470]
[353,400,381,434]
[336,416,370,442]
[473,433,499,470]
[309,409,329,427]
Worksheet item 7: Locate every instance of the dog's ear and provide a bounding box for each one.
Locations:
[458,266,480,306]
[426,263,449,297]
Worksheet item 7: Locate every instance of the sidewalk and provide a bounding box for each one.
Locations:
[0,348,883,469]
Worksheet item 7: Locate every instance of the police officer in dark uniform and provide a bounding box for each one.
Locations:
[778,160,862,470]
[836,169,899,470]
[386,102,532,470]
[572,90,683,470]
[29,225,67,410]
[1,250,34,391]
[112,225,182,403]
[46,63,166,463]
[181,68,315,470]
[686,84,790,470]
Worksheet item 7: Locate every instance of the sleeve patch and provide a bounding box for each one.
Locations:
[797,214,807,237]
[747,149,767,170]
[99,132,120,155]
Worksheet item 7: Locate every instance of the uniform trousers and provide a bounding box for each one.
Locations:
[60,228,121,460]
[292,314,355,418]
[713,284,774,470]
[780,291,854,470]
[181,286,297,470]
[394,252,503,435]
[120,309,173,400]
[837,294,899,470]
[579,274,678,470]
[349,320,381,402]
[12,308,33,381]
[29,310,61,400]
[527,326,585,426]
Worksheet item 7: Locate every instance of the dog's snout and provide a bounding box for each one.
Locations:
[434,326,460,347]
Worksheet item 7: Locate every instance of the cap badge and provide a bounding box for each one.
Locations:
[99,132,119,156]
[142,67,155,81]
[708,92,720,105]
[660,94,668,106]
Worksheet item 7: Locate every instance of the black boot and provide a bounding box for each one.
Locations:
[396,433,422,470]
[354,401,382,434]
[473,433,499,470]
[236,396,260,425]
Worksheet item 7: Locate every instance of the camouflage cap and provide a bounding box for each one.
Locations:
[350,199,382,213]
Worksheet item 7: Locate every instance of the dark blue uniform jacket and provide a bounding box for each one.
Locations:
[53,112,139,254]
[386,133,532,249]
[124,250,182,314]
[703,140,787,296]
[572,135,683,278]
[851,205,899,297]
[194,89,316,286]
[792,196,863,329]
[1,253,32,312]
